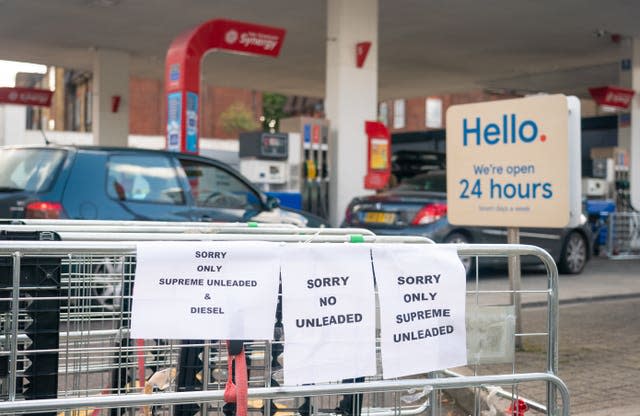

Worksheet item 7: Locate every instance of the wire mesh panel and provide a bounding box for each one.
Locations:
[0,236,566,416]
[454,245,561,415]
[606,212,640,259]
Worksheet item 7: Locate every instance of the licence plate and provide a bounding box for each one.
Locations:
[364,211,396,224]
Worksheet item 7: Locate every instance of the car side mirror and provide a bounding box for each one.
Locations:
[266,195,280,210]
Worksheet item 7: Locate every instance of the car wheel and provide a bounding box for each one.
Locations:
[91,257,125,312]
[558,231,588,274]
[91,280,123,312]
[444,232,475,276]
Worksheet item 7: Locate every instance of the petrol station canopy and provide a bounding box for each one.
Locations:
[0,0,637,100]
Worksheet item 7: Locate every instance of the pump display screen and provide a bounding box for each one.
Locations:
[260,133,288,159]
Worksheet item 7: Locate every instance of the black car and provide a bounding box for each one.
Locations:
[0,145,327,227]
[343,170,593,274]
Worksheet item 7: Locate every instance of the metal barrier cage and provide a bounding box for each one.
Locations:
[0,220,301,229]
[606,211,640,259]
[0,238,565,416]
[0,223,378,239]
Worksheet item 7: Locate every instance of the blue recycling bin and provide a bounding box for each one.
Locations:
[585,199,616,246]
[266,192,303,210]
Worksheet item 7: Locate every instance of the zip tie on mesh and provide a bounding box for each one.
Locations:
[506,399,529,416]
[349,234,365,243]
[224,341,248,416]
[303,228,323,243]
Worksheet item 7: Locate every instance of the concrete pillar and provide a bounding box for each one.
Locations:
[618,38,640,210]
[0,105,26,146]
[92,49,129,146]
[325,0,378,226]
[52,67,66,131]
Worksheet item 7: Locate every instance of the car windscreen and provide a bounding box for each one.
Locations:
[394,172,447,192]
[0,148,66,192]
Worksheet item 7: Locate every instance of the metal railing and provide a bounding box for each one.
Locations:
[0,375,570,416]
[0,221,566,416]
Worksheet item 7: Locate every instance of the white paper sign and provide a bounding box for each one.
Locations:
[281,244,377,385]
[131,241,280,340]
[373,245,467,379]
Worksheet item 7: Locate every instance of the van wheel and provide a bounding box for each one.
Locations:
[445,233,475,276]
[558,231,588,274]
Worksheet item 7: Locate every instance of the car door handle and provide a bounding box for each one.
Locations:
[200,215,213,222]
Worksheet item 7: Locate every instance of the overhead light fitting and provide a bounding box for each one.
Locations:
[593,28,608,38]
[592,29,624,44]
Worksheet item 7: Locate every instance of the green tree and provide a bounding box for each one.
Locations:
[262,92,287,131]
[219,103,259,135]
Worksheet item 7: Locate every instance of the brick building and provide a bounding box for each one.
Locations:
[23,67,263,140]
[378,90,519,134]
[127,77,263,138]
[24,68,601,141]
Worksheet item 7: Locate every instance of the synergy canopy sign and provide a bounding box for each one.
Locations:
[446,94,574,228]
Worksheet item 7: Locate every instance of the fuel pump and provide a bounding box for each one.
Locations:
[364,121,392,191]
[238,132,289,192]
[280,117,330,220]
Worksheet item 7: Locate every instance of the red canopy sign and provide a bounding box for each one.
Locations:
[165,19,286,154]
[588,86,635,109]
[0,87,53,107]
[213,19,286,58]
[356,41,371,68]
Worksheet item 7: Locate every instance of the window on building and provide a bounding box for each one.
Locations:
[48,67,56,91]
[63,70,92,132]
[393,99,405,129]
[85,87,92,131]
[65,92,75,131]
[378,102,388,126]
[25,107,38,130]
[425,97,443,128]
[74,94,81,131]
